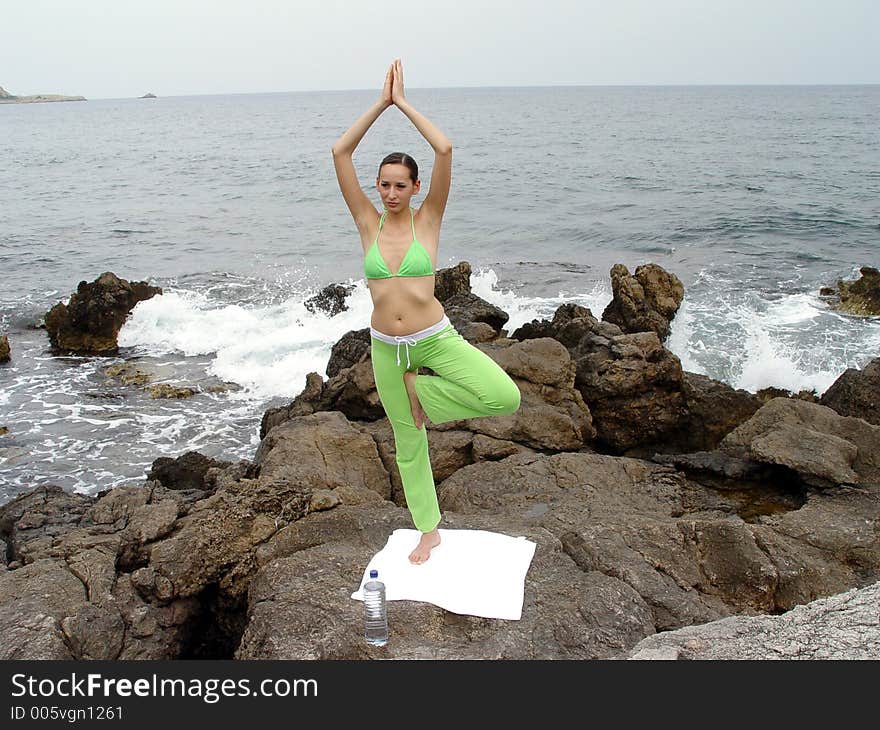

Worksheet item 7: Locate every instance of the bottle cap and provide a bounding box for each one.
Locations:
[369,569,378,579]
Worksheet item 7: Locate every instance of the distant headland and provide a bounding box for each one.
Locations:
[140,92,157,99]
[0,85,86,104]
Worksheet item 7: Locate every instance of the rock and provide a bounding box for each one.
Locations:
[304,283,356,317]
[0,86,12,98]
[149,384,197,399]
[443,292,509,338]
[464,338,595,449]
[434,261,473,302]
[237,515,656,659]
[667,372,762,452]
[0,334,9,362]
[326,329,371,378]
[513,304,687,452]
[140,93,157,99]
[0,485,95,565]
[255,411,391,499]
[439,452,867,619]
[820,357,880,425]
[104,362,154,386]
[720,398,880,487]
[628,581,880,659]
[601,263,684,340]
[147,451,237,492]
[755,386,818,403]
[44,272,162,355]
[827,266,880,316]
[0,559,88,659]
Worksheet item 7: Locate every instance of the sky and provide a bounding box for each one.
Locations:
[2,0,878,99]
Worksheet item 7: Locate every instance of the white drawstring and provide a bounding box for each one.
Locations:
[393,335,418,368]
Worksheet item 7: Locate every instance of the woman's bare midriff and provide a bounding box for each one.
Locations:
[368,276,445,336]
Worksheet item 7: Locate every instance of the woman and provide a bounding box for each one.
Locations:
[332,59,521,564]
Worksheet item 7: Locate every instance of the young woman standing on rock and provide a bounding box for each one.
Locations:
[332,59,521,564]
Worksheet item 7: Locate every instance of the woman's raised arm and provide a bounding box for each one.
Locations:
[391,60,452,224]
[331,64,393,229]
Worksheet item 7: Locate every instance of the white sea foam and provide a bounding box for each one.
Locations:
[118,274,600,401]
[667,276,880,395]
[472,268,612,333]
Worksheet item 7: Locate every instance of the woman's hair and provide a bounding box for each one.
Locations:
[378,152,418,183]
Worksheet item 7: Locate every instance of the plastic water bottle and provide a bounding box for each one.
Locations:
[363,569,388,646]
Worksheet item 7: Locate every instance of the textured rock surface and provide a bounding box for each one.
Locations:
[601,263,684,340]
[0,334,9,363]
[720,398,880,487]
[828,266,880,316]
[44,272,162,355]
[628,580,880,659]
[820,357,880,425]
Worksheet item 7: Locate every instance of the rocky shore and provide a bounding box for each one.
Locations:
[0,86,85,104]
[1,263,878,660]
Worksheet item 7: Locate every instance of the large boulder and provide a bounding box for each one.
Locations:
[515,305,686,453]
[819,357,880,426]
[44,272,162,355]
[720,397,880,487]
[601,263,684,340]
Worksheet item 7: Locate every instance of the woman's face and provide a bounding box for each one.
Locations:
[376,163,420,212]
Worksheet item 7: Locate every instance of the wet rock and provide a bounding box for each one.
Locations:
[601,263,684,340]
[720,398,880,487]
[825,266,880,316]
[147,451,237,492]
[820,357,880,426]
[149,384,197,399]
[304,283,356,317]
[756,386,818,403]
[0,334,9,362]
[104,362,154,386]
[628,581,880,659]
[44,272,162,355]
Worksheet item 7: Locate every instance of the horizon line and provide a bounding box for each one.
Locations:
[74,81,880,101]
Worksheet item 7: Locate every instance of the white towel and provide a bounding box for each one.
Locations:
[351,528,537,620]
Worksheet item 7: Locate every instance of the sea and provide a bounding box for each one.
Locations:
[2,85,879,505]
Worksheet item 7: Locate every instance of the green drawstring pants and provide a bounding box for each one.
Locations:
[370,319,521,532]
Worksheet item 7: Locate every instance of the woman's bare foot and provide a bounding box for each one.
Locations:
[403,370,427,429]
[409,529,441,564]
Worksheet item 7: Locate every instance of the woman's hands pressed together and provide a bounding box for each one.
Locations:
[391,58,407,106]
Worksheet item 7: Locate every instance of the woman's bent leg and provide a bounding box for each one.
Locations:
[414,330,521,425]
[371,339,441,533]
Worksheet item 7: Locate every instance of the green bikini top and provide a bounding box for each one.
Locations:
[364,208,435,279]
